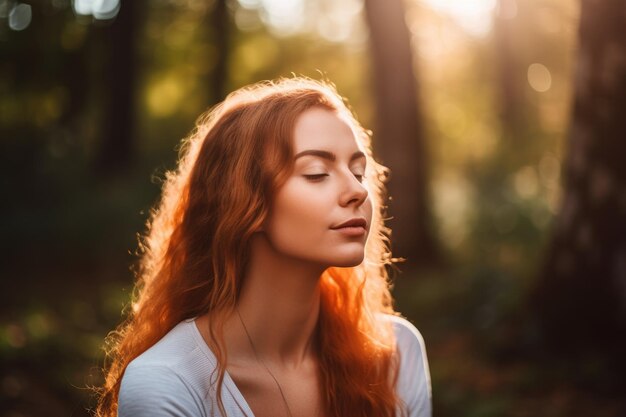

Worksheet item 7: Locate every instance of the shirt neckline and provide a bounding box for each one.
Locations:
[188,318,257,417]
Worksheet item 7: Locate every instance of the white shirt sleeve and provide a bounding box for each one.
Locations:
[393,316,432,417]
[118,362,206,417]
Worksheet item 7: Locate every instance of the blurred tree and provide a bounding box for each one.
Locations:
[494,0,525,140]
[94,0,141,174]
[211,0,229,102]
[363,0,441,270]
[533,0,626,380]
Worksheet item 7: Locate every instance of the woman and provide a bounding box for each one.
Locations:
[96,78,431,417]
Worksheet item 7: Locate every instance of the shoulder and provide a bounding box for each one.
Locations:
[385,315,432,417]
[118,362,206,417]
[119,363,205,417]
[118,320,215,417]
[389,315,427,354]
[129,320,203,368]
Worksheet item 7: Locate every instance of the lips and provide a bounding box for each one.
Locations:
[332,217,367,230]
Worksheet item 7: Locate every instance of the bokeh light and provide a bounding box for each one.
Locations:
[257,0,306,36]
[513,165,539,199]
[527,63,552,92]
[433,173,475,248]
[146,74,185,117]
[73,0,120,20]
[8,2,31,31]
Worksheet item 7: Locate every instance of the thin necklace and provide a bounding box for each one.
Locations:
[236,307,294,417]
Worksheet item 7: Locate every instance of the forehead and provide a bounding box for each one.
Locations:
[292,107,361,154]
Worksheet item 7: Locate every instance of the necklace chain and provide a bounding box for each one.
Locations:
[236,308,294,417]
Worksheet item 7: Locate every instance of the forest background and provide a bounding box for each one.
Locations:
[1,0,625,416]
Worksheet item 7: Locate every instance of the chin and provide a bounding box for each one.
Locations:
[330,253,365,268]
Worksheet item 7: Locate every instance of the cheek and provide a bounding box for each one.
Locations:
[267,186,328,241]
[280,200,321,230]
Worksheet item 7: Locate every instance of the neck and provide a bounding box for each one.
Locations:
[226,233,325,368]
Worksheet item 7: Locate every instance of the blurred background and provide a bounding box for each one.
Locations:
[1,0,625,416]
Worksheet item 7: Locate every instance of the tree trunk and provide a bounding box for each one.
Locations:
[363,0,440,270]
[532,0,626,374]
[94,0,139,174]
[494,0,524,140]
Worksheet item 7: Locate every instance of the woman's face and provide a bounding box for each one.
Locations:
[263,107,373,268]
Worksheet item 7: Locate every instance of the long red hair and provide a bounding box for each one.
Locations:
[96,78,401,417]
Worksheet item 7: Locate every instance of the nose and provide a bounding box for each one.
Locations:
[339,171,369,207]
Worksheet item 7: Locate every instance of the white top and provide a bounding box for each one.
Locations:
[118,316,432,417]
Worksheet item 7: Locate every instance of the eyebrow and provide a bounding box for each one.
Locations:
[294,149,366,162]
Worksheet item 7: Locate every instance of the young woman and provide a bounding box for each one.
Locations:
[96,78,431,417]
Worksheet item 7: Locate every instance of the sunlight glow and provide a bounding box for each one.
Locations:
[317,0,363,43]
[420,0,497,37]
[258,0,306,36]
[237,0,365,43]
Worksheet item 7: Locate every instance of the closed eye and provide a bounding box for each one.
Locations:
[303,174,329,181]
